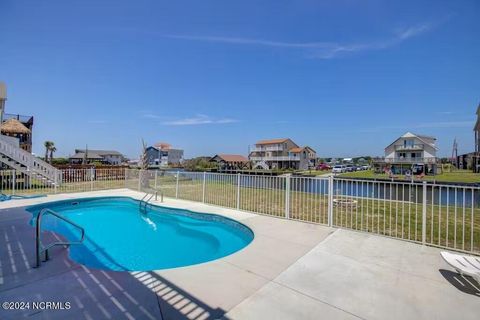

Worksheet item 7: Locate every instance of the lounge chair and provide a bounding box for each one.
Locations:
[441,251,480,284]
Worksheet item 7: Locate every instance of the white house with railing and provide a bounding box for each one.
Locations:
[374,132,438,174]
[385,132,437,163]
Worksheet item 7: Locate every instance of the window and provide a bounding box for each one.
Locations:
[404,139,414,148]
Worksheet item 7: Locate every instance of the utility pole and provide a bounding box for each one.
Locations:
[0,82,6,131]
[451,138,458,170]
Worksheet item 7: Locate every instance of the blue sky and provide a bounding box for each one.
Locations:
[1,0,479,159]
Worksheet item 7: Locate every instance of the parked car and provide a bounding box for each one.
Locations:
[345,165,356,172]
[316,163,331,171]
[332,165,346,174]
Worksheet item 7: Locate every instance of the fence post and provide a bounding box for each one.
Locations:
[54,170,58,194]
[11,170,16,196]
[202,172,206,203]
[236,173,241,210]
[175,171,180,199]
[422,181,427,245]
[138,170,141,192]
[285,174,291,219]
[328,175,334,227]
[154,170,158,191]
[124,168,128,188]
[90,168,94,191]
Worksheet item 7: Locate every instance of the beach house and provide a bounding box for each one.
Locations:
[248,138,316,170]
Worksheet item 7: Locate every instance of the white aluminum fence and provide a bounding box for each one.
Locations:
[1,167,478,255]
[331,178,480,253]
[127,170,480,255]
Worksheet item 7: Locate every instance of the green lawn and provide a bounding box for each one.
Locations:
[339,170,480,184]
[297,170,332,176]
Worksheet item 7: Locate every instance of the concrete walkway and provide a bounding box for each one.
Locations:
[0,189,478,319]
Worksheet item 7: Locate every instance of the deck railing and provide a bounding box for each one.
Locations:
[0,168,478,255]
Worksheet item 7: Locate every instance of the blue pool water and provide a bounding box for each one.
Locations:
[26,197,254,271]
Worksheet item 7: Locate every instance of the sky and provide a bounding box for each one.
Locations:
[0,0,479,159]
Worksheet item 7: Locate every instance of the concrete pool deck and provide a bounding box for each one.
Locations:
[0,189,478,319]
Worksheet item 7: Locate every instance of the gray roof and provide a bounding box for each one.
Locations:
[69,152,103,160]
[70,149,124,160]
[74,149,123,156]
[412,133,436,141]
[385,132,437,151]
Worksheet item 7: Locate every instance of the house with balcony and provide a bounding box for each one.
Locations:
[145,142,184,168]
[69,149,125,165]
[248,138,316,170]
[373,132,438,175]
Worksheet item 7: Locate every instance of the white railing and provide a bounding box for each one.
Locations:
[1,167,478,255]
[250,146,285,152]
[0,136,60,183]
[249,156,301,161]
[383,157,438,164]
[394,144,424,150]
[127,169,480,255]
[331,178,480,254]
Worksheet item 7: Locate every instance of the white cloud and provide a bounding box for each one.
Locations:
[395,23,434,40]
[141,113,163,119]
[166,21,441,59]
[162,114,238,126]
[166,35,336,49]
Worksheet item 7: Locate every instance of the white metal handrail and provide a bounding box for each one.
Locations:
[0,136,61,183]
[35,208,85,267]
[139,191,159,213]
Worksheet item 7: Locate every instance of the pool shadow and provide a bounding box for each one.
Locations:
[132,271,229,319]
[0,207,229,319]
[439,269,480,297]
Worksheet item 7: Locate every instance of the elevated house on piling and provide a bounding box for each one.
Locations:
[373,132,439,175]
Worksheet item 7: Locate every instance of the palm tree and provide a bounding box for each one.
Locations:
[49,145,57,164]
[44,141,53,162]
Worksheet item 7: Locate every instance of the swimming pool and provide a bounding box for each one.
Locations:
[26,197,254,271]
